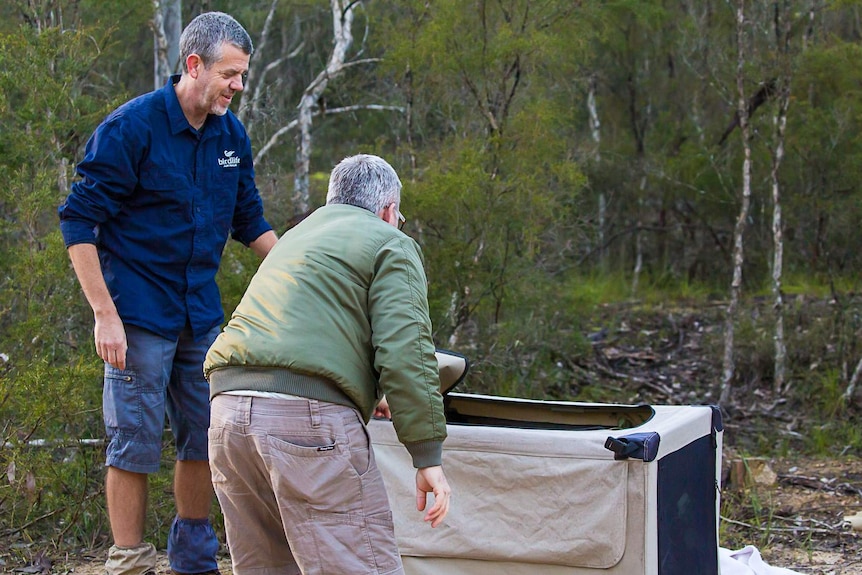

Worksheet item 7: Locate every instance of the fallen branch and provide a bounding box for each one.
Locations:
[778,474,862,497]
[2,506,67,538]
[633,377,674,399]
[4,438,104,449]
[720,515,839,535]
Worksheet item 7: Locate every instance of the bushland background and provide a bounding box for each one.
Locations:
[1,1,861,573]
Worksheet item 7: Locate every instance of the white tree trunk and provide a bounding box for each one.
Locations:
[238,0,308,136]
[632,180,645,296]
[844,356,862,403]
[771,86,788,394]
[771,5,792,395]
[721,0,752,405]
[293,0,357,214]
[152,0,181,90]
[587,74,606,268]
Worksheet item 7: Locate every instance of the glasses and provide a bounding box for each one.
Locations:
[396,208,406,231]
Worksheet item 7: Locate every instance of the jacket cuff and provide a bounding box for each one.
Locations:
[405,440,444,469]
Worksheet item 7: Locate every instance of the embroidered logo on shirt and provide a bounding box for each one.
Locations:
[218,150,240,168]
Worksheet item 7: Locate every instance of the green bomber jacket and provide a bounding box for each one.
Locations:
[204,204,447,468]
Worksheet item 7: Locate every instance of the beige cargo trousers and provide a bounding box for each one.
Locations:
[209,393,404,575]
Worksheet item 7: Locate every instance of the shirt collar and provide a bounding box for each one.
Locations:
[163,74,225,138]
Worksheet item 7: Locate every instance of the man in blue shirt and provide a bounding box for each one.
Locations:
[58,12,277,575]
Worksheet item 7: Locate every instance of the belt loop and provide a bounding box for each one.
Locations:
[309,399,321,428]
[238,396,252,426]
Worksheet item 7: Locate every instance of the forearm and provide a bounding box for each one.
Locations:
[67,243,118,319]
[249,230,278,258]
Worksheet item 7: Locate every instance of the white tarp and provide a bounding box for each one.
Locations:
[719,546,804,575]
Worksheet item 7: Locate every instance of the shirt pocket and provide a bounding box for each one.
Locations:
[137,168,193,224]
[139,167,191,192]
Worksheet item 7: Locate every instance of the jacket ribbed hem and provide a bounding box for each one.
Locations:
[208,367,359,413]
[405,439,444,468]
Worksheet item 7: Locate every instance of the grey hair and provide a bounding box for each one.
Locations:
[179,12,253,71]
[326,154,402,214]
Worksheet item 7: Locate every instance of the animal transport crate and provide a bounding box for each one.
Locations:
[368,351,723,575]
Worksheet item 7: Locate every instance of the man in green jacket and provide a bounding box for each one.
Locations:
[204,154,451,575]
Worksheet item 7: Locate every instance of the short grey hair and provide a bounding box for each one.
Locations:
[179,12,254,71]
[326,154,402,214]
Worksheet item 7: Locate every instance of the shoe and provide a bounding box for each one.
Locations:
[105,543,157,575]
[170,571,221,575]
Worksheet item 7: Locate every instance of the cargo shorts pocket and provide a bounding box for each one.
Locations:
[265,432,361,512]
[103,365,163,437]
[344,410,373,476]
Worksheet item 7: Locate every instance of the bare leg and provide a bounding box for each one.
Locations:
[107,467,148,547]
[174,460,214,519]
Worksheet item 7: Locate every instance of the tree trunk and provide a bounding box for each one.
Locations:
[293,0,357,215]
[844,356,862,404]
[720,0,753,405]
[238,0,307,136]
[771,85,789,394]
[771,2,792,395]
[587,74,606,270]
[152,0,181,90]
[632,179,646,296]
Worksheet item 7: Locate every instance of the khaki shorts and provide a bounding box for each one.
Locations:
[209,393,404,575]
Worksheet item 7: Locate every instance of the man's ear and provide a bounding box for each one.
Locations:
[186,54,203,78]
[382,202,397,226]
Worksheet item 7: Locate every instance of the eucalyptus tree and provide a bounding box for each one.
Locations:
[152,0,182,89]
[720,0,755,405]
[213,0,406,217]
[371,0,595,386]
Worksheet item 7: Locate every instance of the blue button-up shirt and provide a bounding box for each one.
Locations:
[59,75,272,341]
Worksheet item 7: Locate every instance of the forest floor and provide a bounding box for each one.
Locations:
[569,296,862,574]
[2,296,861,574]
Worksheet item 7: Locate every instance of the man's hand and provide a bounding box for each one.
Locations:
[415,465,451,528]
[373,396,391,419]
[67,244,127,369]
[95,311,127,370]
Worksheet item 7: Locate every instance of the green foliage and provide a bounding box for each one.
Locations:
[719,468,778,550]
[0,20,128,549]
[0,358,105,548]
[216,241,268,321]
[801,369,862,455]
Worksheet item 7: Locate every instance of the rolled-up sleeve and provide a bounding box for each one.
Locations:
[59,119,140,247]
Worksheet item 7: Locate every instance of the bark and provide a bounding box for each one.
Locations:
[844,356,862,403]
[587,74,606,269]
[632,182,645,296]
[717,79,776,146]
[291,0,357,214]
[254,103,404,165]
[238,0,306,135]
[404,65,417,173]
[771,85,789,394]
[152,0,181,90]
[721,0,753,405]
[771,2,792,395]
